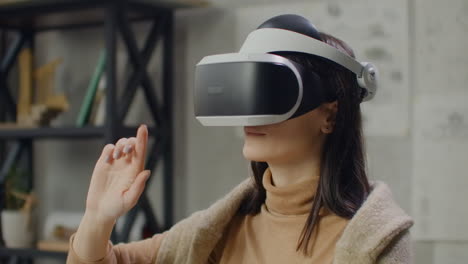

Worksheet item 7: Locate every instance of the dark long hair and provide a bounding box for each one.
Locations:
[239,32,370,254]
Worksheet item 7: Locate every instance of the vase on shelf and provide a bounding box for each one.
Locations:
[1,209,34,248]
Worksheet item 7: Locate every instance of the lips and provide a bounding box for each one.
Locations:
[244,127,266,136]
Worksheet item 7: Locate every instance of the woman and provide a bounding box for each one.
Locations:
[67,14,413,264]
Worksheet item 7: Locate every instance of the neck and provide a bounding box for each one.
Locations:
[267,154,321,187]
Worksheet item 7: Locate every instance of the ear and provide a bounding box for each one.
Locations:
[320,101,338,134]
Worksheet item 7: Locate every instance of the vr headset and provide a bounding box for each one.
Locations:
[194,15,379,126]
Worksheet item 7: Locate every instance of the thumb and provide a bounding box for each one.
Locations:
[123,170,151,208]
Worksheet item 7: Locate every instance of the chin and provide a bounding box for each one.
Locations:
[242,142,268,162]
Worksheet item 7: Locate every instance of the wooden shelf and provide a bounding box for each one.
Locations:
[0,247,67,259]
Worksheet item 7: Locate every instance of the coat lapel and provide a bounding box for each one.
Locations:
[157,180,413,264]
[333,181,413,264]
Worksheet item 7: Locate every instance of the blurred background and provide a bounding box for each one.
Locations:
[0,0,467,263]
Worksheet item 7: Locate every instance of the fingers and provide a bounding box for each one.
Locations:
[123,137,136,155]
[99,124,147,165]
[135,125,148,169]
[123,170,151,208]
[113,138,128,159]
[99,144,115,163]
[111,137,137,162]
[123,137,136,162]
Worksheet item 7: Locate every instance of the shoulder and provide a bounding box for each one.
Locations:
[156,177,255,264]
[334,181,414,264]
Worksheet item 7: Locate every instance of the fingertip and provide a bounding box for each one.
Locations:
[138,124,148,134]
[103,144,114,153]
[113,150,121,159]
[136,125,148,148]
[123,144,133,154]
[100,144,115,162]
[138,170,150,180]
[104,143,114,149]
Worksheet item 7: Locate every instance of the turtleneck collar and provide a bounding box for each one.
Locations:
[262,167,320,216]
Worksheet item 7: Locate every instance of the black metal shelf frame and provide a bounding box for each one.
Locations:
[0,247,67,260]
[0,0,178,262]
[0,126,164,139]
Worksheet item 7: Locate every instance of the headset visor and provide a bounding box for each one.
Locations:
[194,61,299,117]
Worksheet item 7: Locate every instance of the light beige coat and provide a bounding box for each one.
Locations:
[156,178,413,264]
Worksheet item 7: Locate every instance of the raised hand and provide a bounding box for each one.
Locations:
[85,125,150,223]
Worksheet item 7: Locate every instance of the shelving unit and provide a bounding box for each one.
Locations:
[0,126,158,139]
[0,0,202,262]
[0,247,67,261]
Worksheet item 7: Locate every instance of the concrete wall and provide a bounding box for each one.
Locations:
[29,0,467,263]
[410,0,468,262]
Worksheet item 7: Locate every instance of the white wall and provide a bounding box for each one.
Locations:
[30,0,468,263]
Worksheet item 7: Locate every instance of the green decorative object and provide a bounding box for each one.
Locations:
[76,50,106,127]
[4,166,29,210]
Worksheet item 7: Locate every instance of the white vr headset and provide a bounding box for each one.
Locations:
[194,15,379,126]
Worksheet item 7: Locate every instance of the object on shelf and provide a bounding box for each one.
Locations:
[91,75,106,126]
[17,47,33,125]
[36,211,81,252]
[1,210,34,248]
[3,167,35,211]
[35,58,62,104]
[77,49,106,127]
[42,211,81,248]
[1,167,37,248]
[16,54,69,126]
[36,240,69,252]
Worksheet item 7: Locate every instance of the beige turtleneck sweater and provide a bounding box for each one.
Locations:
[209,167,349,263]
[67,168,349,263]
